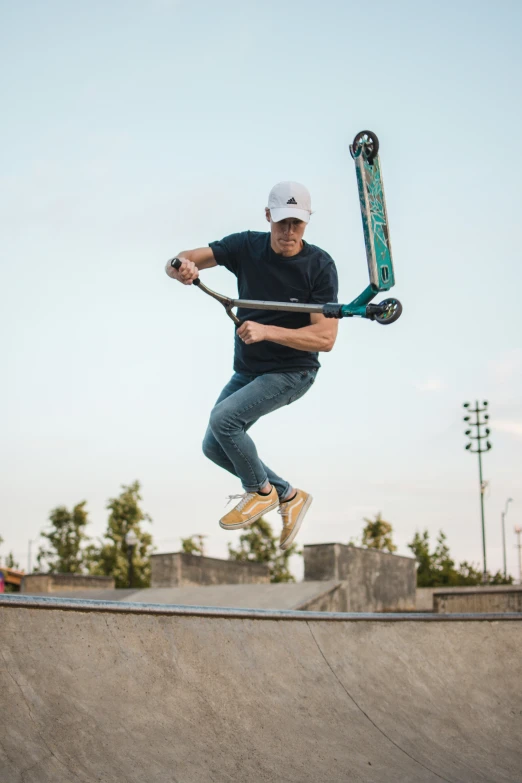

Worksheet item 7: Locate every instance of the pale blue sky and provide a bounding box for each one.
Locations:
[2,0,521,580]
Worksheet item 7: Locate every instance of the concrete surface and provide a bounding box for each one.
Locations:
[151,552,270,587]
[1,595,521,783]
[416,585,522,612]
[125,582,340,609]
[304,543,417,610]
[434,586,522,614]
[416,587,439,611]
[18,582,340,609]
[21,573,115,593]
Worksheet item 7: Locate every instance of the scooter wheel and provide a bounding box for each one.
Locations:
[374,298,402,325]
[352,130,379,163]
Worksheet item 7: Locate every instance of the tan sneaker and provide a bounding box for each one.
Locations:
[278,489,313,550]
[219,486,279,530]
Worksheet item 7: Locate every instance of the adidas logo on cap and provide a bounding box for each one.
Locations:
[286,197,297,204]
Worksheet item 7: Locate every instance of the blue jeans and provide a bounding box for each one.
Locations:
[202,369,318,498]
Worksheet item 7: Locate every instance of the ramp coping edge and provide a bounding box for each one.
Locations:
[1,594,522,622]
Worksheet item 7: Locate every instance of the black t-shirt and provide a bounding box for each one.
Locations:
[209,231,338,375]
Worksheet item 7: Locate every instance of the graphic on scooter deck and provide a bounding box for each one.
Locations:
[350,130,395,293]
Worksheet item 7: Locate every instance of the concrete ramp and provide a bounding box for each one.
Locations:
[1,596,521,783]
[19,581,340,609]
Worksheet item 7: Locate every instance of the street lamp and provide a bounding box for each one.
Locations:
[125,530,138,588]
[501,498,513,580]
[463,400,492,581]
[515,526,522,585]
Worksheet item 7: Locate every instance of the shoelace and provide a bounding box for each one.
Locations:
[277,505,290,525]
[225,492,255,511]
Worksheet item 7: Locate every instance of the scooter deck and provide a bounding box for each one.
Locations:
[353,151,395,292]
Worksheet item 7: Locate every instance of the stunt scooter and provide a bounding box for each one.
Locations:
[170,130,402,327]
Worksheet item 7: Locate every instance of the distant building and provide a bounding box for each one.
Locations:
[0,567,25,592]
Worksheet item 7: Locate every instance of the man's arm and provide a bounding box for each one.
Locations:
[237,314,338,353]
[165,246,217,284]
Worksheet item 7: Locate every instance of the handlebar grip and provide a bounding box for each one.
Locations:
[170,257,200,286]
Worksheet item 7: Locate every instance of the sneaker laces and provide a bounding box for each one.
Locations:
[226,492,255,511]
[277,505,290,525]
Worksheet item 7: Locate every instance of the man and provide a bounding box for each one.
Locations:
[166,181,338,549]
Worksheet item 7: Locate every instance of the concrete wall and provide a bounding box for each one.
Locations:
[22,574,115,594]
[297,582,348,612]
[303,544,417,612]
[151,552,270,588]
[416,588,438,611]
[433,587,522,614]
[416,585,522,612]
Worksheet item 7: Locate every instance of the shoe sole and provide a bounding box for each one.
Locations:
[219,500,280,530]
[280,494,313,550]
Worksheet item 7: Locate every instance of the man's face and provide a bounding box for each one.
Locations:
[265,209,307,257]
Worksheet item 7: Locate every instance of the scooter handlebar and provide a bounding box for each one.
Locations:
[169,257,200,286]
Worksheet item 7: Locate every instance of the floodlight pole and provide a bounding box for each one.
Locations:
[463,400,492,582]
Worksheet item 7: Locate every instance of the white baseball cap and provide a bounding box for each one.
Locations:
[267,181,312,223]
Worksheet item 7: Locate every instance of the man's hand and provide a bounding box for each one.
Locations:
[165,256,200,284]
[237,321,267,345]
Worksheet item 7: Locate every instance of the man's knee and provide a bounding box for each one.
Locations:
[209,403,232,438]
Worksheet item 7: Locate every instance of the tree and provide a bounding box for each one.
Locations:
[489,569,514,585]
[455,560,484,585]
[361,512,397,553]
[37,501,90,573]
[4,552,20,569]
[181,535,206,556]
[86,481,153,588]
[409,529,460,587]
[408,529,514,586]
[0,537,18,570]
[228,517,299,583]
